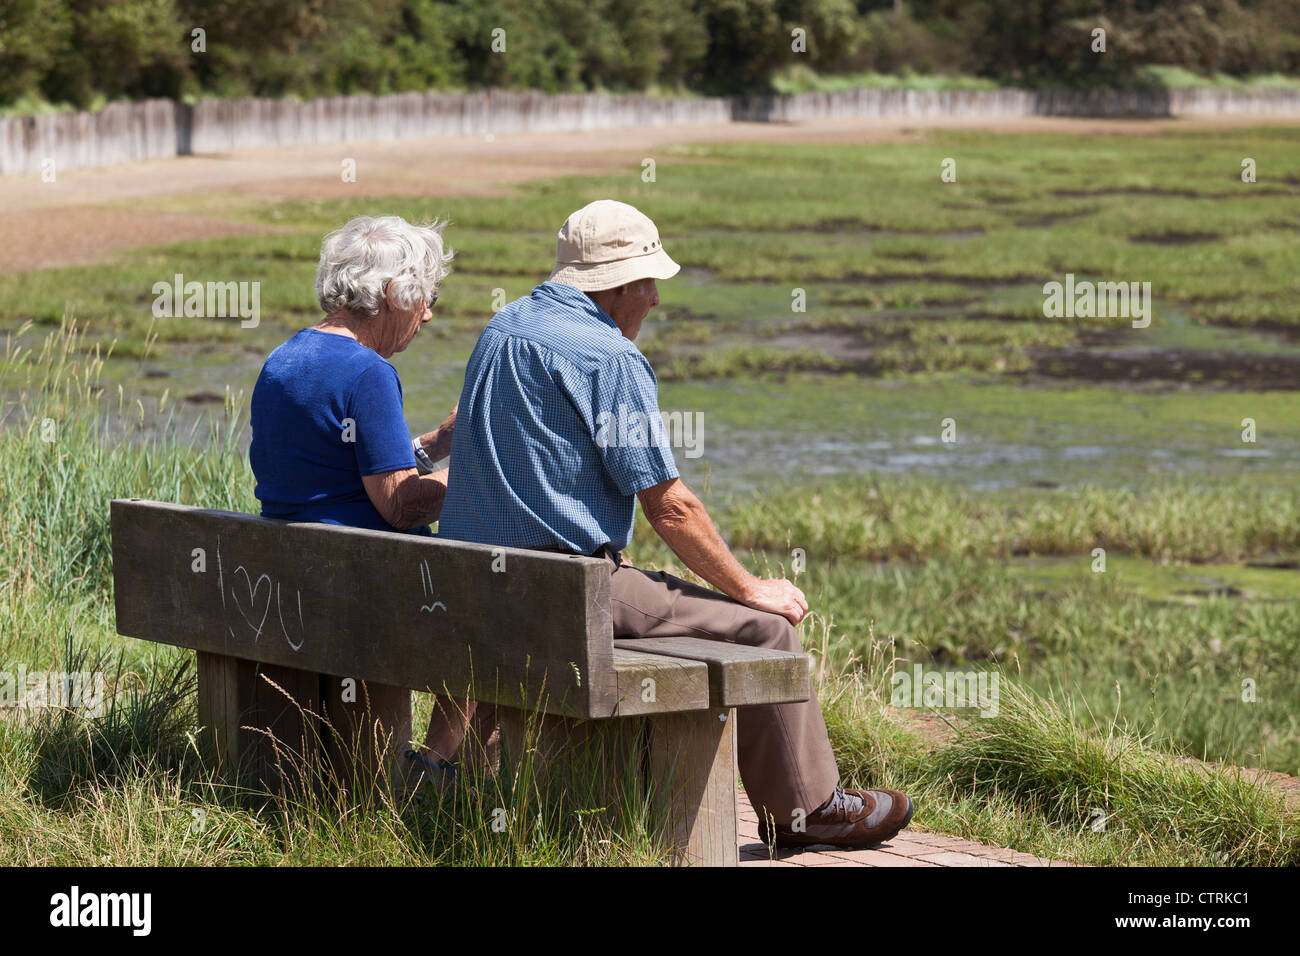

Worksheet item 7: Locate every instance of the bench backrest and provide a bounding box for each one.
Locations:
[110,499,617,718]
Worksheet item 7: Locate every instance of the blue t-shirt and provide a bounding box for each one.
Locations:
[249,328,429,535]
[438,281,679,553]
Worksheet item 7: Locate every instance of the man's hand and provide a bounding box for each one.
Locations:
[738,578,809,626]
[637,477,809,626]
[415,403,458,462]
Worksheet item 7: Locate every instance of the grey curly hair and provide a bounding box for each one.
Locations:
[315,215,453,318]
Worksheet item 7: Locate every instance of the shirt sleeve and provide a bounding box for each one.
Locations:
[588,350,679,496]
[347,361,418,477]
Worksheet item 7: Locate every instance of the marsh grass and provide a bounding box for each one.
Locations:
[2,665,673,866]
[24,640,196,805]
[630,521,1300,776]
[228,678,673,867]
[817,631,1299,867]
[926,681,1298,866]
[8,129,1300,370]
[724,476,1300,563]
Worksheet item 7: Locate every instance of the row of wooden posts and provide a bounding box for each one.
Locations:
[5,85,1300,177]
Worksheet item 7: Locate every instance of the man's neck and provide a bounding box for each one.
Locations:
[585,291,636,340]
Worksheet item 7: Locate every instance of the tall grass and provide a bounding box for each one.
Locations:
[725,476,1300,563]
[818,630,1300,867]
[928,681,1298,866]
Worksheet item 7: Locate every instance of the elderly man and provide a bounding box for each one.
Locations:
[438,200,913,848]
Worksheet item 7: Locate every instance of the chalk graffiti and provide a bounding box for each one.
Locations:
[419,559,446,614]
[215,536,305,651]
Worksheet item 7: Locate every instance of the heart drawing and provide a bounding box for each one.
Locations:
[230,565,272,642]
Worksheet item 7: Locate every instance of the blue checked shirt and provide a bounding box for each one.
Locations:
[438,281,679,553]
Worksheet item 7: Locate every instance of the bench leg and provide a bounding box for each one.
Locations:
[196,651,243,774]
[197,653,412,804]
[495,705,739,867]
[645,707,738,867]
[196,651,322,794]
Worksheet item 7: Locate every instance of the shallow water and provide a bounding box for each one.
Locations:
[22,260,1298,503]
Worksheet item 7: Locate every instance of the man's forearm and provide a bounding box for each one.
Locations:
[416,407,457,462]
[649,496,756,602]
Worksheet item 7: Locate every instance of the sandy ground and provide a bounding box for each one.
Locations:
[4,111,1300,275]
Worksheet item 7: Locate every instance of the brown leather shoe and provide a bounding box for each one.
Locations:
[758,787,914,849]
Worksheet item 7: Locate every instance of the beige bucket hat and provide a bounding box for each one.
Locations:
[548,199,680,292]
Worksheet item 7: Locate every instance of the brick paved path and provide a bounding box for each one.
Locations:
[737,789,1077,867]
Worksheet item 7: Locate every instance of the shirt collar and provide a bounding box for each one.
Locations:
[533,281,620,334]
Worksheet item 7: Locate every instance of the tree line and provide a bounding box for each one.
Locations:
[3,0,1299,110]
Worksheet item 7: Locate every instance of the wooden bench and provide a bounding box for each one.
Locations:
[109,498,811,866]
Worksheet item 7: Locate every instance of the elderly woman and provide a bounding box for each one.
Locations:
[249,214,468,792]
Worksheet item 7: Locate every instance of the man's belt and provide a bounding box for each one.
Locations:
[529,543,620,561]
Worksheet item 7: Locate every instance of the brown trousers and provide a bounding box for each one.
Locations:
[606,552,840,824]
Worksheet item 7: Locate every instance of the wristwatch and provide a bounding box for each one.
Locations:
[412,437,437,475]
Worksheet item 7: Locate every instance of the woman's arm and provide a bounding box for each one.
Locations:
[362,467,449,530]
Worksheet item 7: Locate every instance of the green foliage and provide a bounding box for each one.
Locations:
[820,669,1299,866]
[34,0,192,107]
[0,0,74,104]
[9,0,1300,109]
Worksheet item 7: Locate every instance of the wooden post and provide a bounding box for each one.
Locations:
[195,651,322,795]
[195,651,243,772]
[645,707,739,867]
[496,705,739,867]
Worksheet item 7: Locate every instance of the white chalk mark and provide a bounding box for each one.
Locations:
[419,559,446,613]
[231,565,272,642]
[216,537,235,639]
[276,582,306,651]
[212,539,309,652]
